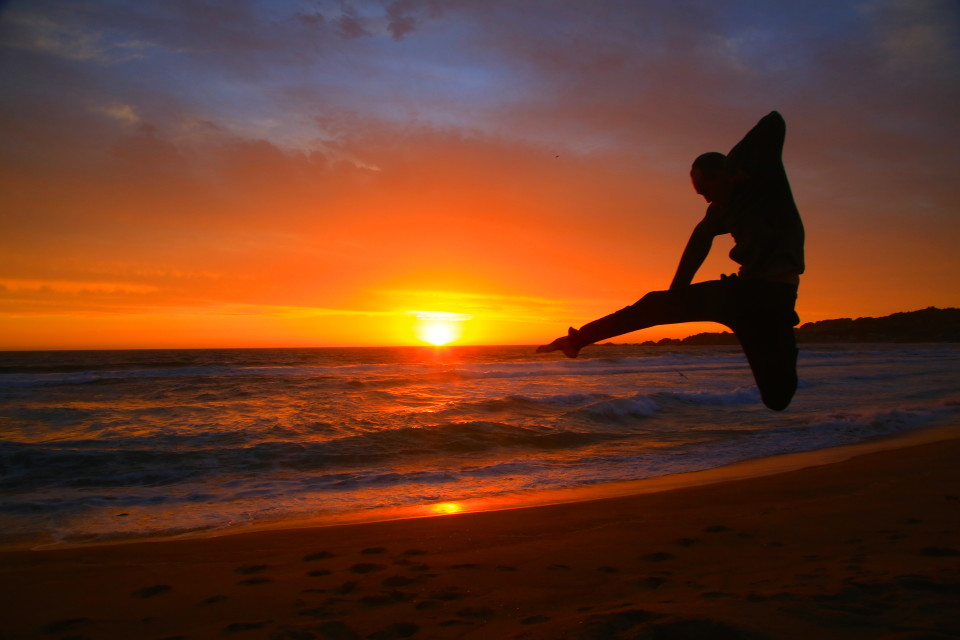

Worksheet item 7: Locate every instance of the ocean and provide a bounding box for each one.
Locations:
[1,344,958,549]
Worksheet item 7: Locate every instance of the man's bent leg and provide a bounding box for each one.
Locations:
[735,321,799,411]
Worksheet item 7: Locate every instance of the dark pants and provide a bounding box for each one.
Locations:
[572,276,800,410]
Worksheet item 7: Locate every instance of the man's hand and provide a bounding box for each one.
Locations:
[536,329,581,359]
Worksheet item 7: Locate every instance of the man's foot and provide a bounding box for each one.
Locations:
[536,328,581,359]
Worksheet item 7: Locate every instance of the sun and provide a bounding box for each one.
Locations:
[411,311,471,346]
[430,502,463,515]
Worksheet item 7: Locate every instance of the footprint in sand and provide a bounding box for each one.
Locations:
[308,569,333,577]
[297,605,336,620]
[582,609,664,637]
[237,576,273,586]
[223,620,271,633]
[457,606,494,620]
[427,586,466,601]
[636,576,668,589]
[522,615,551,625]
[314,620,362,639]
[235,564,270,578]
[200,594,228,606]
[359,593,400,607]
[42,618,91,634]
[368,621,419,639]
[651,617,770,639]
[132,585,172,598]
[304,551,336,561]
[339,580,360,594]
[350,562,387,574]
[440,619,472,627]
[382,575,418,588]
[703,525,730,533]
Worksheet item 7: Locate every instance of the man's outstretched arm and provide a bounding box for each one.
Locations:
[725,111,785,177]
[669,214,719,290]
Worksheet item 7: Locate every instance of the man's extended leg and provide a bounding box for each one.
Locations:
[538,279,736,357]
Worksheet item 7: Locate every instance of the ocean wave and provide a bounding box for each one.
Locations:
[342,370,470,389]
[567,394,661,423]
[0,366,244,388]
[430,392,610,416]
[0,420,627,493]
[654,387,760,406]
[791,404,960,441]
[323,421,623,456]
[672,403,960,472]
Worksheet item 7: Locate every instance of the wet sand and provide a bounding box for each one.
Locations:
[2,430,959,640]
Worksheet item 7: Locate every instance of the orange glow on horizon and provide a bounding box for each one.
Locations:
[430,502,463,515]
[411,311,472,346]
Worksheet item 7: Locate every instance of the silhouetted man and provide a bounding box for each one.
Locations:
[538,111,804,410]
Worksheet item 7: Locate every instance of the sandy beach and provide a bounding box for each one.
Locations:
[2,429,958,640]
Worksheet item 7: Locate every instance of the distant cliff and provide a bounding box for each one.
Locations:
[794,307,960,343]
[631,307,960,346]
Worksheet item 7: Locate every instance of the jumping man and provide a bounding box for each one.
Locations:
[537,111,805,411]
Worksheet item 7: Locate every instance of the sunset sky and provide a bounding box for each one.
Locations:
[1,0,958,349]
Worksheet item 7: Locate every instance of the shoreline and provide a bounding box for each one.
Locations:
[24,422,960,552]
[2,425,958,639]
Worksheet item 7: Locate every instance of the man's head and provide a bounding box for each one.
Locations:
[691,152,739,204]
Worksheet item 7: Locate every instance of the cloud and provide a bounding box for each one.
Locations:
[335,5,371,39]
[96,102,140,126]
[863,0,960,69]
[294,0,445,41]
[296,11,325,27]
[0,9,153,63]
[386,0,419,40]
[0,278,158,295]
